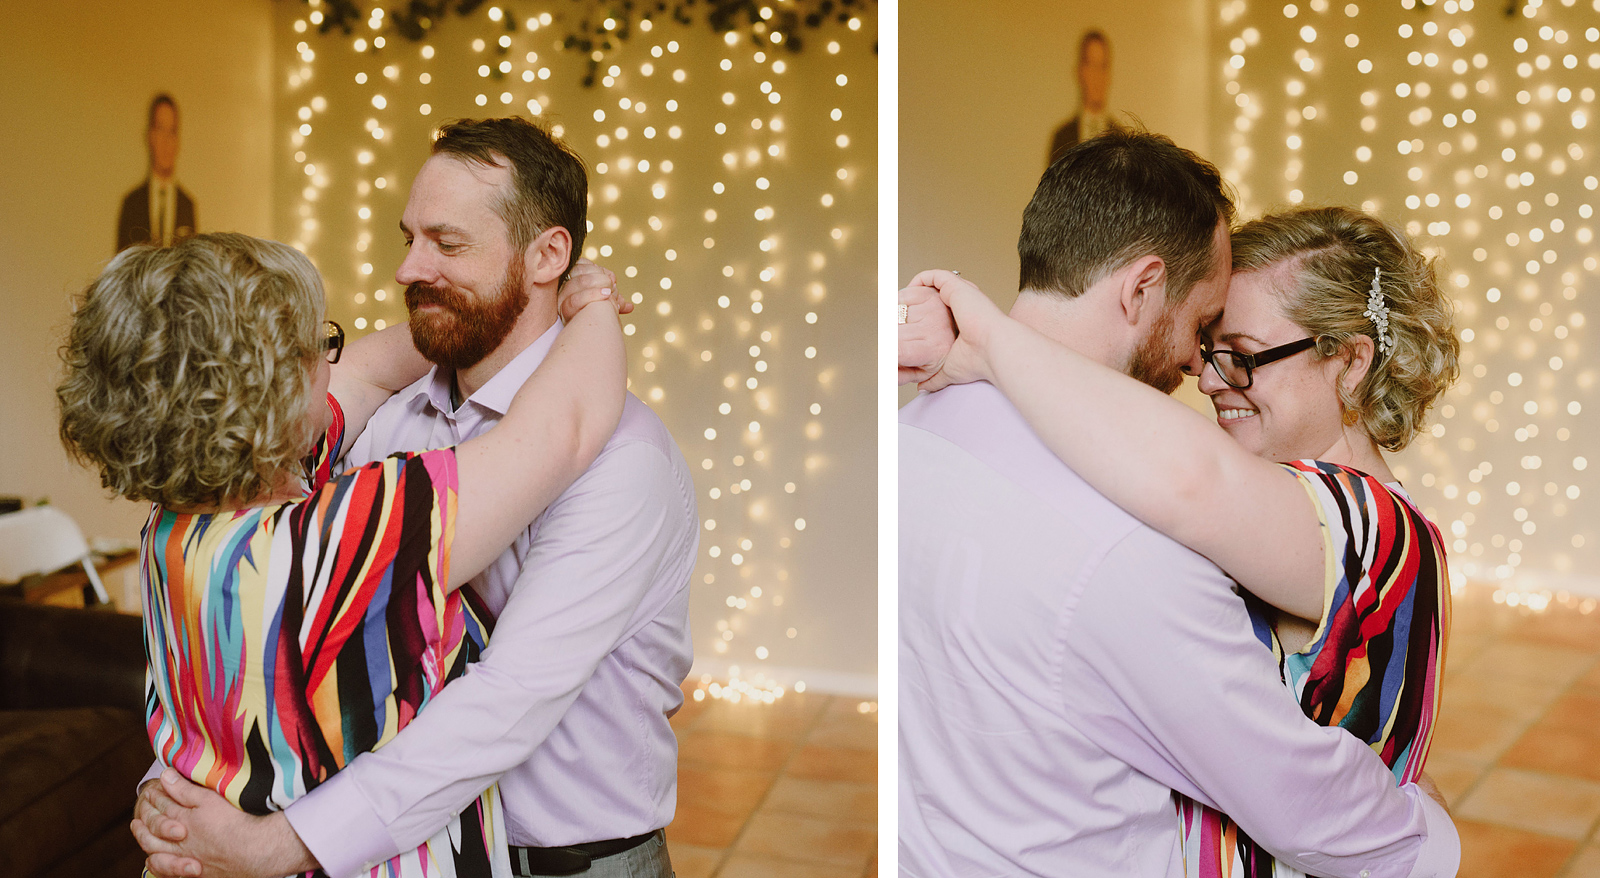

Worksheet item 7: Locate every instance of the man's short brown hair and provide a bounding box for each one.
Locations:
[1019,129,1234,305]
[431,117,588,278]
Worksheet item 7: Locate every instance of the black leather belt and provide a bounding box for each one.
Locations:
[509,829,660,876]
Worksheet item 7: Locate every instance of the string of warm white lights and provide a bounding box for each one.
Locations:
[1218,0,1599,606]
[281,1,877,701]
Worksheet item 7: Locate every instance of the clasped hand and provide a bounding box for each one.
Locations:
[132,768,312,878]
[558,259,632,322]
[896,269,1003,391]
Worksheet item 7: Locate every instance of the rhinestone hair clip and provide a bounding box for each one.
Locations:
[1364,266,1395,359]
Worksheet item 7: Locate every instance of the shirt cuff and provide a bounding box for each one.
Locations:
[1404,789,1461,878]
[138,760,162,793]
[285,770,396,878]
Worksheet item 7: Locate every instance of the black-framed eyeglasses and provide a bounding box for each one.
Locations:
[1200,337,1318,389]
[322,320,345,365]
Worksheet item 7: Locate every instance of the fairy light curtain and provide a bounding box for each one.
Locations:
[275,1,879,698]
[1216,0,1600,610]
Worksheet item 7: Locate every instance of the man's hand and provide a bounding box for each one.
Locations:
[559,258,631,321]
[133,776,197,878]
[1416,770,1451,814]
[131,768,317,878]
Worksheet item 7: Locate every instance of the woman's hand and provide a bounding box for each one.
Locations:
[558,259,631,321]
[898,282,955,386]
[901,270,1009,393]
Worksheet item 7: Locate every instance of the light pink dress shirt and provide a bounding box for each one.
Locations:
[283,322,699,876]
[899,383,1459,878]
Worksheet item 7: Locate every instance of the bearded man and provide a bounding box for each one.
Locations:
[134,117,699,878]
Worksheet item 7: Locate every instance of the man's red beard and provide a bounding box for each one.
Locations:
[406,258,529,371]
[1126,304,1186,395]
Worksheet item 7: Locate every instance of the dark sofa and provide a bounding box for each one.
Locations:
[0,601,149,877]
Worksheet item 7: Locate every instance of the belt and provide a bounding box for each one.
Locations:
[509,829,660,876]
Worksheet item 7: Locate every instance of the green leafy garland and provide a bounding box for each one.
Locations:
[304,0,876,86]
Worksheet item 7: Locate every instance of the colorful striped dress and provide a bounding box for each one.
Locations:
[1176,460,1450,878]
[142,395,509,878]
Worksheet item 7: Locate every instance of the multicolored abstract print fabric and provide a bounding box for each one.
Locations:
[1177,459,1450,878]
[142,395,508,878]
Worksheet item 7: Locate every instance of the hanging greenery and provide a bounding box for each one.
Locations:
[303,0,876,86]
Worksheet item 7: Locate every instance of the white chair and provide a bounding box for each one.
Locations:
[0,506,110,604]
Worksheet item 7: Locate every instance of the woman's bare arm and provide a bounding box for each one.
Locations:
[445,286,628,591]
[906,269,1327,621]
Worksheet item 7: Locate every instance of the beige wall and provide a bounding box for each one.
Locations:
[0,0,274,542]
[899,0,1214,407]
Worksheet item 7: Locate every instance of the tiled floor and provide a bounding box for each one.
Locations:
[666,687,878,878]
[1431,580,1600,877]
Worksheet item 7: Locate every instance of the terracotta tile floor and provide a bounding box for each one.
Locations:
[1434,581,1600,878]
[666,688,878,878]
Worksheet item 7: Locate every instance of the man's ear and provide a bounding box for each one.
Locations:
[525,226,573,285]
[1117,255,1167,328]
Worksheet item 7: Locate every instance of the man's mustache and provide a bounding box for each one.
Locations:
[405,282,471,312]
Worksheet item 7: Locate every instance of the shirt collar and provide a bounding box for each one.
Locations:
[407,319,564,418]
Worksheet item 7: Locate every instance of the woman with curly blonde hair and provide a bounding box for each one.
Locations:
[59,232,626,878]
[900,205,1459,878]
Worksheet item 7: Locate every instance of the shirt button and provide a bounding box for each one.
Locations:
[1360,871,1370,877]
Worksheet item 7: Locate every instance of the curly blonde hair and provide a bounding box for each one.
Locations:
[58,233,325,508]
[1231,206,1460,452]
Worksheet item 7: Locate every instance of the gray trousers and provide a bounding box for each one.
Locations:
[512,830,674,878]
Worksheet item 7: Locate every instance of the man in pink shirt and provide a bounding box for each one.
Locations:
[134,118,698,877]
[899,131,1459,877]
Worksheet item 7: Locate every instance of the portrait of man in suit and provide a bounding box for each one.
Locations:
[117,93,196,252]
[1047,29,1117,167]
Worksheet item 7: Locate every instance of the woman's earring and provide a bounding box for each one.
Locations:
[1343,407,1360,427]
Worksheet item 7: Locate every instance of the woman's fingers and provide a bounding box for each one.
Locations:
[904,270,995,330]
[919,371,954,394]
[898,280,943,308]
[899,318,952,371]
[906,268,965,293]
[558,278,618,320]
[562,259,623,315]
[898,277,960,389]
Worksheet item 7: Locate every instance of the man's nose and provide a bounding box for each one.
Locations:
[395,247,430,286]
[1179,341,1206,378]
